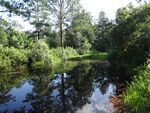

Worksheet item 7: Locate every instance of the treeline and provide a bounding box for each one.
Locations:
[0,1,149,69]
[109,3,150,113]
[0,0,150,112]
[0,0,113,71]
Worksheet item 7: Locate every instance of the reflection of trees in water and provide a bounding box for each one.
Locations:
[24,63,93,113]
[24,75,53,112]
[108,64,131,95]
[23,62,116,113]
[0,61,129,113]
[0,73,29,105]
[0,83,14,106]
[64,63,94,112]
[91,63,111,95]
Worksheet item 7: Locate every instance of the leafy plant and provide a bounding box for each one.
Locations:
[123,61,150,113]
[30,39,52,68]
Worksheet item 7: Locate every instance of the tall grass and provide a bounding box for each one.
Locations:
[123,62,150,113]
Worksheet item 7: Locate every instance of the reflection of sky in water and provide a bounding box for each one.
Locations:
[0,61,120,113]
[76,84,116,113]
[51,73,70,86]
[0,82,33,112]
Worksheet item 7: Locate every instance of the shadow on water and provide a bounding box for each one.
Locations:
[0,60,130,113]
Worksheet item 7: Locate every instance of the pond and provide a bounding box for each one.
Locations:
[0,60,129,113]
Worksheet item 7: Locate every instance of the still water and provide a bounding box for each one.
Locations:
[0,61,128,113]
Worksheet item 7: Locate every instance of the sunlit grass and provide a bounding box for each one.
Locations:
[69,52,108,61]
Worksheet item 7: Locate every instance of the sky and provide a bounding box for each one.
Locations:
[80,0,139,19]
[1,0,140,31]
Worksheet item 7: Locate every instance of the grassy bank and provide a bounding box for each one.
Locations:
[123,61,150,113]
[31,51,108,70]
[68,52,108,61]
[1,42,108,72]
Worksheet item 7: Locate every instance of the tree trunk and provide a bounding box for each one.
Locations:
[60,23,63,48]
[59,0,63,48]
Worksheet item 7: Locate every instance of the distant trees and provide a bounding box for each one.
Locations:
[94,11,113,52]
[65,10,94,54]
[49,0,81,47]
[0,0,150,70]
[24,0,51,40]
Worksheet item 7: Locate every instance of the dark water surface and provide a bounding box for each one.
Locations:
[0,61,129,113]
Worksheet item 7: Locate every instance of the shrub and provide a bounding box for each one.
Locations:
[50,47,78,60]
[4,48,28,67]
[30,39,52,68]
[0,44,28,69]
[123,60,150,113]
[0,55,11,70]
[77,40,91,54]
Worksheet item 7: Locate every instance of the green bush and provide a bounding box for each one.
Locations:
[7,28,34,49]
[0,28,8,46]
[30,39,52,68]
[123,61,150,113]
[77,40,91,54]
[50,47,78,60]
[0,56,11,70]
[4,48,28,67]
[0,44,28,69]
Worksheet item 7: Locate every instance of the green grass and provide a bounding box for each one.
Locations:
[68,52,108,61]
[123,65,150,113]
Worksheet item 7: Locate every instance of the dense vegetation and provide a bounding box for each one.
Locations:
[0,0,150,112]
[110,4,150,113]
[123,61,150,113]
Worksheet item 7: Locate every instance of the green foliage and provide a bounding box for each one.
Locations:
[94,11,113,51]
[46,32,60,48]
[110,4,150,66]
[0,0,25,16]
[7,28,33,49]
[65,10,94,54]
[77,39,92,54]
[50,47,78,60]
[24,0,51,40]
[0,27,8,45]
[123,62,150,113]
[0,44,28,69]
[0,55,11,70]
[3,48,27,67]
[30,39,52,67]
[69,52,108,61]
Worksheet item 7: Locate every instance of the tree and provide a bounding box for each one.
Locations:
[65,10,94,54]
[23,0,50,40]
[94,11,113,51]
[136,0,150,3]
[0,18,8,46]
[110,4,150,66]
[49,0,81,47]
[0,0,29,17]
[65,10,95,53]
[46,31,60,48]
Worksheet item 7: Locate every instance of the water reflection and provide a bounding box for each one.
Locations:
[0,61,127,113]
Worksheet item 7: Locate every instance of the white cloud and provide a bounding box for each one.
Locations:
[10,16,34,31]
[76,104,96,113]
